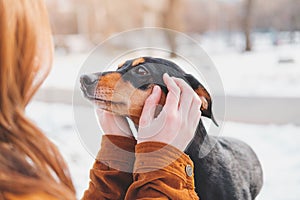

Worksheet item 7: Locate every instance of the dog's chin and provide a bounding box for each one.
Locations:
[81,90,125,107]
[91,98,128,115]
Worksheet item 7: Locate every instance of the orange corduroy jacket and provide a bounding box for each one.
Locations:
[82,135,200,200]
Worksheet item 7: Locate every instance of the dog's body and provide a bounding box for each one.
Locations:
[187,121,263,199]
[80,57,263,200]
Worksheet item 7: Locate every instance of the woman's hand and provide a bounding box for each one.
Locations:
[96,109,133,138]
[137,74,202,151]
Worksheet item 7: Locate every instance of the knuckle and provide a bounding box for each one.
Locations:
[174,77,184,84]
[178,78,190,88]
[139,118,148,126]
[166,115,174,122]
[166,112,177,122]
[177,78,185,84]
[185,88,194,97]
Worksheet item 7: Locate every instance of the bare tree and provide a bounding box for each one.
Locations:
[242,0,254,51]
[161,0,185,57]
[289,0,300,43]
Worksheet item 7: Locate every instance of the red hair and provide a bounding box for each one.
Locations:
[0,0,76,199]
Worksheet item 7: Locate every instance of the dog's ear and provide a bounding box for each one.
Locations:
[184,74,218,126]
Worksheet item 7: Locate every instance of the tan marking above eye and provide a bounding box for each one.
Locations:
[132,57,145,67]
[97,73,122,89]
[117,61,126,69]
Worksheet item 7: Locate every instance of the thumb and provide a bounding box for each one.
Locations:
[139,85,162,127]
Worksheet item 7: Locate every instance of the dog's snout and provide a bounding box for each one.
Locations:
[80,74,99,86]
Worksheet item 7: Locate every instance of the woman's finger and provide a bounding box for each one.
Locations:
[189,96,202,126]
[172,77,195,118]
[139,85,162,127]
[162,74,181,112]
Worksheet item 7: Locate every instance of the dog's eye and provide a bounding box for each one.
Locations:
[135,66,148,75]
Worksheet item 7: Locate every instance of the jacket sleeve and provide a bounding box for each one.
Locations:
[125,142,200,200]
[83,136,199,200]
[82,135,136,200]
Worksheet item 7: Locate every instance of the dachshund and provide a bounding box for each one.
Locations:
[80,57,263,200]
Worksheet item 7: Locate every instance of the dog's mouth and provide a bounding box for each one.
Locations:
[92,97,126,106]
[81,85,126,106]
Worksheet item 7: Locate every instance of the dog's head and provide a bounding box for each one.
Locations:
[80,57,218,126]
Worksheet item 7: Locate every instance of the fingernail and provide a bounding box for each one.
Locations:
[152,85,160,94]
[163,73,170,79]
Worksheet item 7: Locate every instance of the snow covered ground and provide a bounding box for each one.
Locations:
[210,44,300,97]
[26,102,300,200]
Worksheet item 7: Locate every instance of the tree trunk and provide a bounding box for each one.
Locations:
[162,0,184,57]
[243,0,254,51]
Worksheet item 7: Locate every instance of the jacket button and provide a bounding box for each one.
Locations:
[185,164,193,177]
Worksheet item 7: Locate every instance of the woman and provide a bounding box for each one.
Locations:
[0,0,201,199]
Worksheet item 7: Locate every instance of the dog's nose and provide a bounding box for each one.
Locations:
[80,74,98,86]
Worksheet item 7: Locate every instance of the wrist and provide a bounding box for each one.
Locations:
[97,135,137,172]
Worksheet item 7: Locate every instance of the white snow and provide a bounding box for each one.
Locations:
[210,45,300,97]
[199,32,300,97]
[222,122,300,200]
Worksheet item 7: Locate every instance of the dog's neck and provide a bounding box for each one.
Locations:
[194,119,207,144]
[184,119,208,156]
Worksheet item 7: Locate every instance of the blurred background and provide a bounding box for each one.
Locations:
[27,0,300,199]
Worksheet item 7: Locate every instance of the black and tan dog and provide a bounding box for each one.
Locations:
[80,57,263,200]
